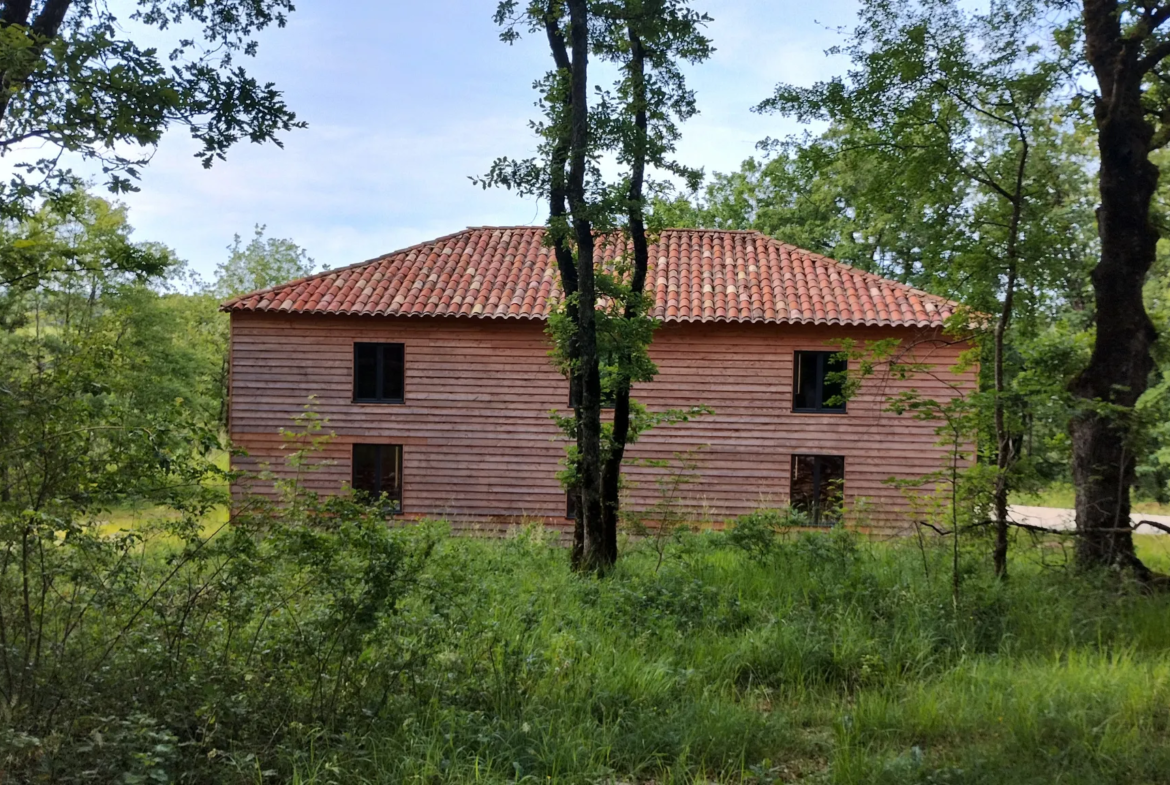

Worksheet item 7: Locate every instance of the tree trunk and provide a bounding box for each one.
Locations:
[992,262,1016,579]
[1072,0,1158,576]
[600,24,648,567]
[563,0,608,572]
[541,6,592,568]
[992,138,1027,580]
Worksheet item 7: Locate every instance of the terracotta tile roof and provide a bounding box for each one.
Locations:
[222,227,959,328]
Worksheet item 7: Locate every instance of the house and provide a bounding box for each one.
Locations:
[223,226,975,535]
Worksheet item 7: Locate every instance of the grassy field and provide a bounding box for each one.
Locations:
[280,526,1170,784]
[10,507,1170,784]
[1015,481,1170,516]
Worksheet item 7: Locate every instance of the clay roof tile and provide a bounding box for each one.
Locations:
[221,227,961,328]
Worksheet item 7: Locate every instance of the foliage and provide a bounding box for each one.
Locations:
[0,0,302,221]
[485,0,713,570]
[0,419,439,783]
[725,506,810,560]
[6,492,1170,782]
[0,193,223,518]
[621,447,705,571]
[213,223,318,299]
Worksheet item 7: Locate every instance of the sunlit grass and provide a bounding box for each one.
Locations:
[36,495,1170,784]
[1015,481,1170,516]
[1136,533,1170,572]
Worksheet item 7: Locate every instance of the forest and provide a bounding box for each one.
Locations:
[3,0,1170,782]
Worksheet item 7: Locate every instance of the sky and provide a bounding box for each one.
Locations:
[60,0,860,280]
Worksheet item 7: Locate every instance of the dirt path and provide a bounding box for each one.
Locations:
[1009,505,1169,535]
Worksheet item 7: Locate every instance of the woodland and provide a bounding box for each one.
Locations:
[3,0,1170,782]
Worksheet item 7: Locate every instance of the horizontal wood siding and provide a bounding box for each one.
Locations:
[229,312,975,535]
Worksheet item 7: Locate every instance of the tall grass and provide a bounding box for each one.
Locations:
[4,509,1170,784]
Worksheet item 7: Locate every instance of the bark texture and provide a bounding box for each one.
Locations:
[600,24,648,568]
[1072,0,1160,575]
[544,0,607,571]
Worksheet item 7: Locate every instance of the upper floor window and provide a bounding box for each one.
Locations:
[790,454,844,526]
[354,342,404,403]
[792,350,846,413]
[352,443,403,513]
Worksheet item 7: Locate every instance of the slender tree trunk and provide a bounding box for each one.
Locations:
[1072,1,1158,576]
[562,0,607,572]
[992,140,1026,579]
[541,7,588,567]
[992,262,1016,579]
[600,25,648,567]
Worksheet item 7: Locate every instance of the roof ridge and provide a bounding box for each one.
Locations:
[221,225,964,326]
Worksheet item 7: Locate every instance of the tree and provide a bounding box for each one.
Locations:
[213,224,317,299]
[487,0,710,572]
[755,0,1089,577]
[1064,1,1170,575]
[0,193,222,518]
[0,0,301,220]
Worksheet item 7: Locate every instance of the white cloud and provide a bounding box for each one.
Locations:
[3,0,861,279]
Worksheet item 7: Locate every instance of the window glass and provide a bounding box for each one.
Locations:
[354,342,405,403]
[792,351,847,413]
[382,343,405,402]
[351,444,403,513]
[822,354,846,409]
[354,344,379,401]
[793,351,821,410]
[352,443,379,493]
[790,454,845,525]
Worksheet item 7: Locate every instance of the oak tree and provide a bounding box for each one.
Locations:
[0,0,301,223]
[1066,0,1170,574]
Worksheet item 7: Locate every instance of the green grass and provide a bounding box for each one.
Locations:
[11,511,1170,784]
[280,527,1170,784]
[1015,481,1170,516]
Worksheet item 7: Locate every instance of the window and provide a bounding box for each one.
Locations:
[792,351,846,413]
[790,454,845,526]
[565,490,577,520]
[354,343,405,403]
[351,444,403,513]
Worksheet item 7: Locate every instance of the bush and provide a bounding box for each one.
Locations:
[725,506,809,558]
[0,468,442,782]
[5,475,1170,783]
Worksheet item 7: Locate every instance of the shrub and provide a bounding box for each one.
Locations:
[726,506,809,558]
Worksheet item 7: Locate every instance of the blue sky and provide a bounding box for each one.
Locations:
[109,0,858,279]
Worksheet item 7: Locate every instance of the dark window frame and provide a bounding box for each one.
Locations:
[790,454,845,527]
[351,443,404,514]
[353,342,406,404]
[792,350,847,414]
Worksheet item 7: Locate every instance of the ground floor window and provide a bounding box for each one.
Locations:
[352,444,403,513]
[790,454,845,526]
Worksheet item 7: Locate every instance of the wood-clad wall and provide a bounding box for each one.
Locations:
[228,312,975,535]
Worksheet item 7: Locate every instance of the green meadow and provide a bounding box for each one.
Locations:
[8,505,1170,784]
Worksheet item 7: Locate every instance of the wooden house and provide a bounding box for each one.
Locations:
[223,227,975,535]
